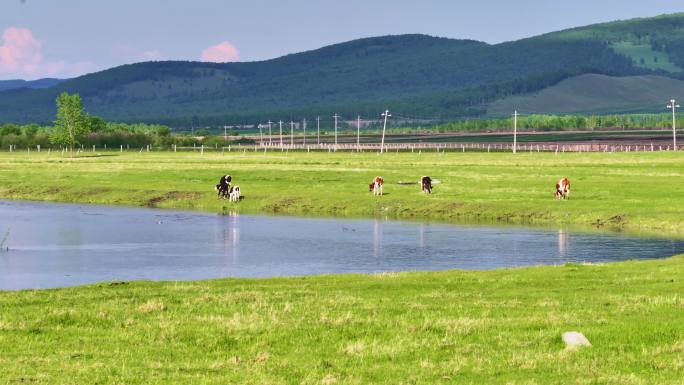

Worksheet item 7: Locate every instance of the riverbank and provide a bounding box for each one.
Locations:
[1,256,682,384]
[0,151,682,236]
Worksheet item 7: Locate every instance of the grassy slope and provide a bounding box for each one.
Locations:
[7,15,684,124]
[0,257,683,384]
[0,21,644,123]
[0,151,682,236]
[610,42,682,72]
[487,74,684,116]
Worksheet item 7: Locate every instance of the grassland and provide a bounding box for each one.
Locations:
[611,41,682,72]
[0,150,682,236]
[1,151,684,384]
[1,256,683,384]
[487,74,684,116]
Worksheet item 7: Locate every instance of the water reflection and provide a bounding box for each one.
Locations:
[373,219,383,258]
[214,213,240,273]
[558,230,569,258]
[1,200,683,290]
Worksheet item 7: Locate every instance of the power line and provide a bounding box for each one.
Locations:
[380,109,391,154]
[333,113,339,148]
[302,118,307,146]
[667,99,680,150]
[278,120,283,148]
[513,110,519,154]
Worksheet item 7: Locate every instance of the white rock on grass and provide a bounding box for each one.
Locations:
[562,331,592,348]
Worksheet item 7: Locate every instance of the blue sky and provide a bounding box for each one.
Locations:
[1,0,683,79]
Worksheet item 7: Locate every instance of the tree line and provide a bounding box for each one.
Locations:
[0,92,254,150]
[1,92,682,150]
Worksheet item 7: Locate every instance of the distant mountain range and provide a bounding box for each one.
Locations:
[2,13,684,126]
[0,78,66,92]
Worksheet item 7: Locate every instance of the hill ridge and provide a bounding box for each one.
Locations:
[2,13,684,125]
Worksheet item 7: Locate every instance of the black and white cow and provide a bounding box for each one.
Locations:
[229,185,241,202]
[215,174,232,198]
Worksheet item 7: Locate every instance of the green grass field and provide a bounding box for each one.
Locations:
[1,150,684,384]
[0,150,682,236]
[1,257,683,384]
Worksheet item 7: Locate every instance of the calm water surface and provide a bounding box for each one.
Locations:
[0,200,682,290]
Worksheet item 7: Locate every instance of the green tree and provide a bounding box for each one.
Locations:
[22,124,40,138]
[84,115,107,133]
[0,123,21,136]
[50,92,89,148]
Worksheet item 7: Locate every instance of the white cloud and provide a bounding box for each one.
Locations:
[0,27,43,76]
[200,41,239,62]
[0,26,97,79]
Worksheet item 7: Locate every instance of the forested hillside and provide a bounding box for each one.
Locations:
[1,13,684,126]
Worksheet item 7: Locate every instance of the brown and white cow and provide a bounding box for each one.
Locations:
[421,176,432,194]
[369,176,384,196]
[555,178,570,200]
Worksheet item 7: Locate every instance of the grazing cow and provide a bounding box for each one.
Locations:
[369,176,384,196]
[421,176,433,194]
[229,185,241,202]
[555,178,570,200]
[215,174,232,199]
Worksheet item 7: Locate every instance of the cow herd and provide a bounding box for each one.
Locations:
[368,175,569,199]
[368,176,433,196]
[215,174,570,202]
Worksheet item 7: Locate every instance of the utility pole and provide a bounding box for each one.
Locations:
[513,110,519,154]
[303,118,307,145]
[258,123,263,145]
[268,120,273,146]
[333,113,339,148]
[224,125,228,141]
[380,109,391,153]
[290,120,295,147]
[278,120,283,148]
[316,116,321,145]
[357,115,361,151]
[668,99,680,150]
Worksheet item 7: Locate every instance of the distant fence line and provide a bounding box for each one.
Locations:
[3,142,683,154]
[255,142,682,153]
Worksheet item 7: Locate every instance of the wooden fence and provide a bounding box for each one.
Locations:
[242,142,683,153]
[4,142,683,154]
